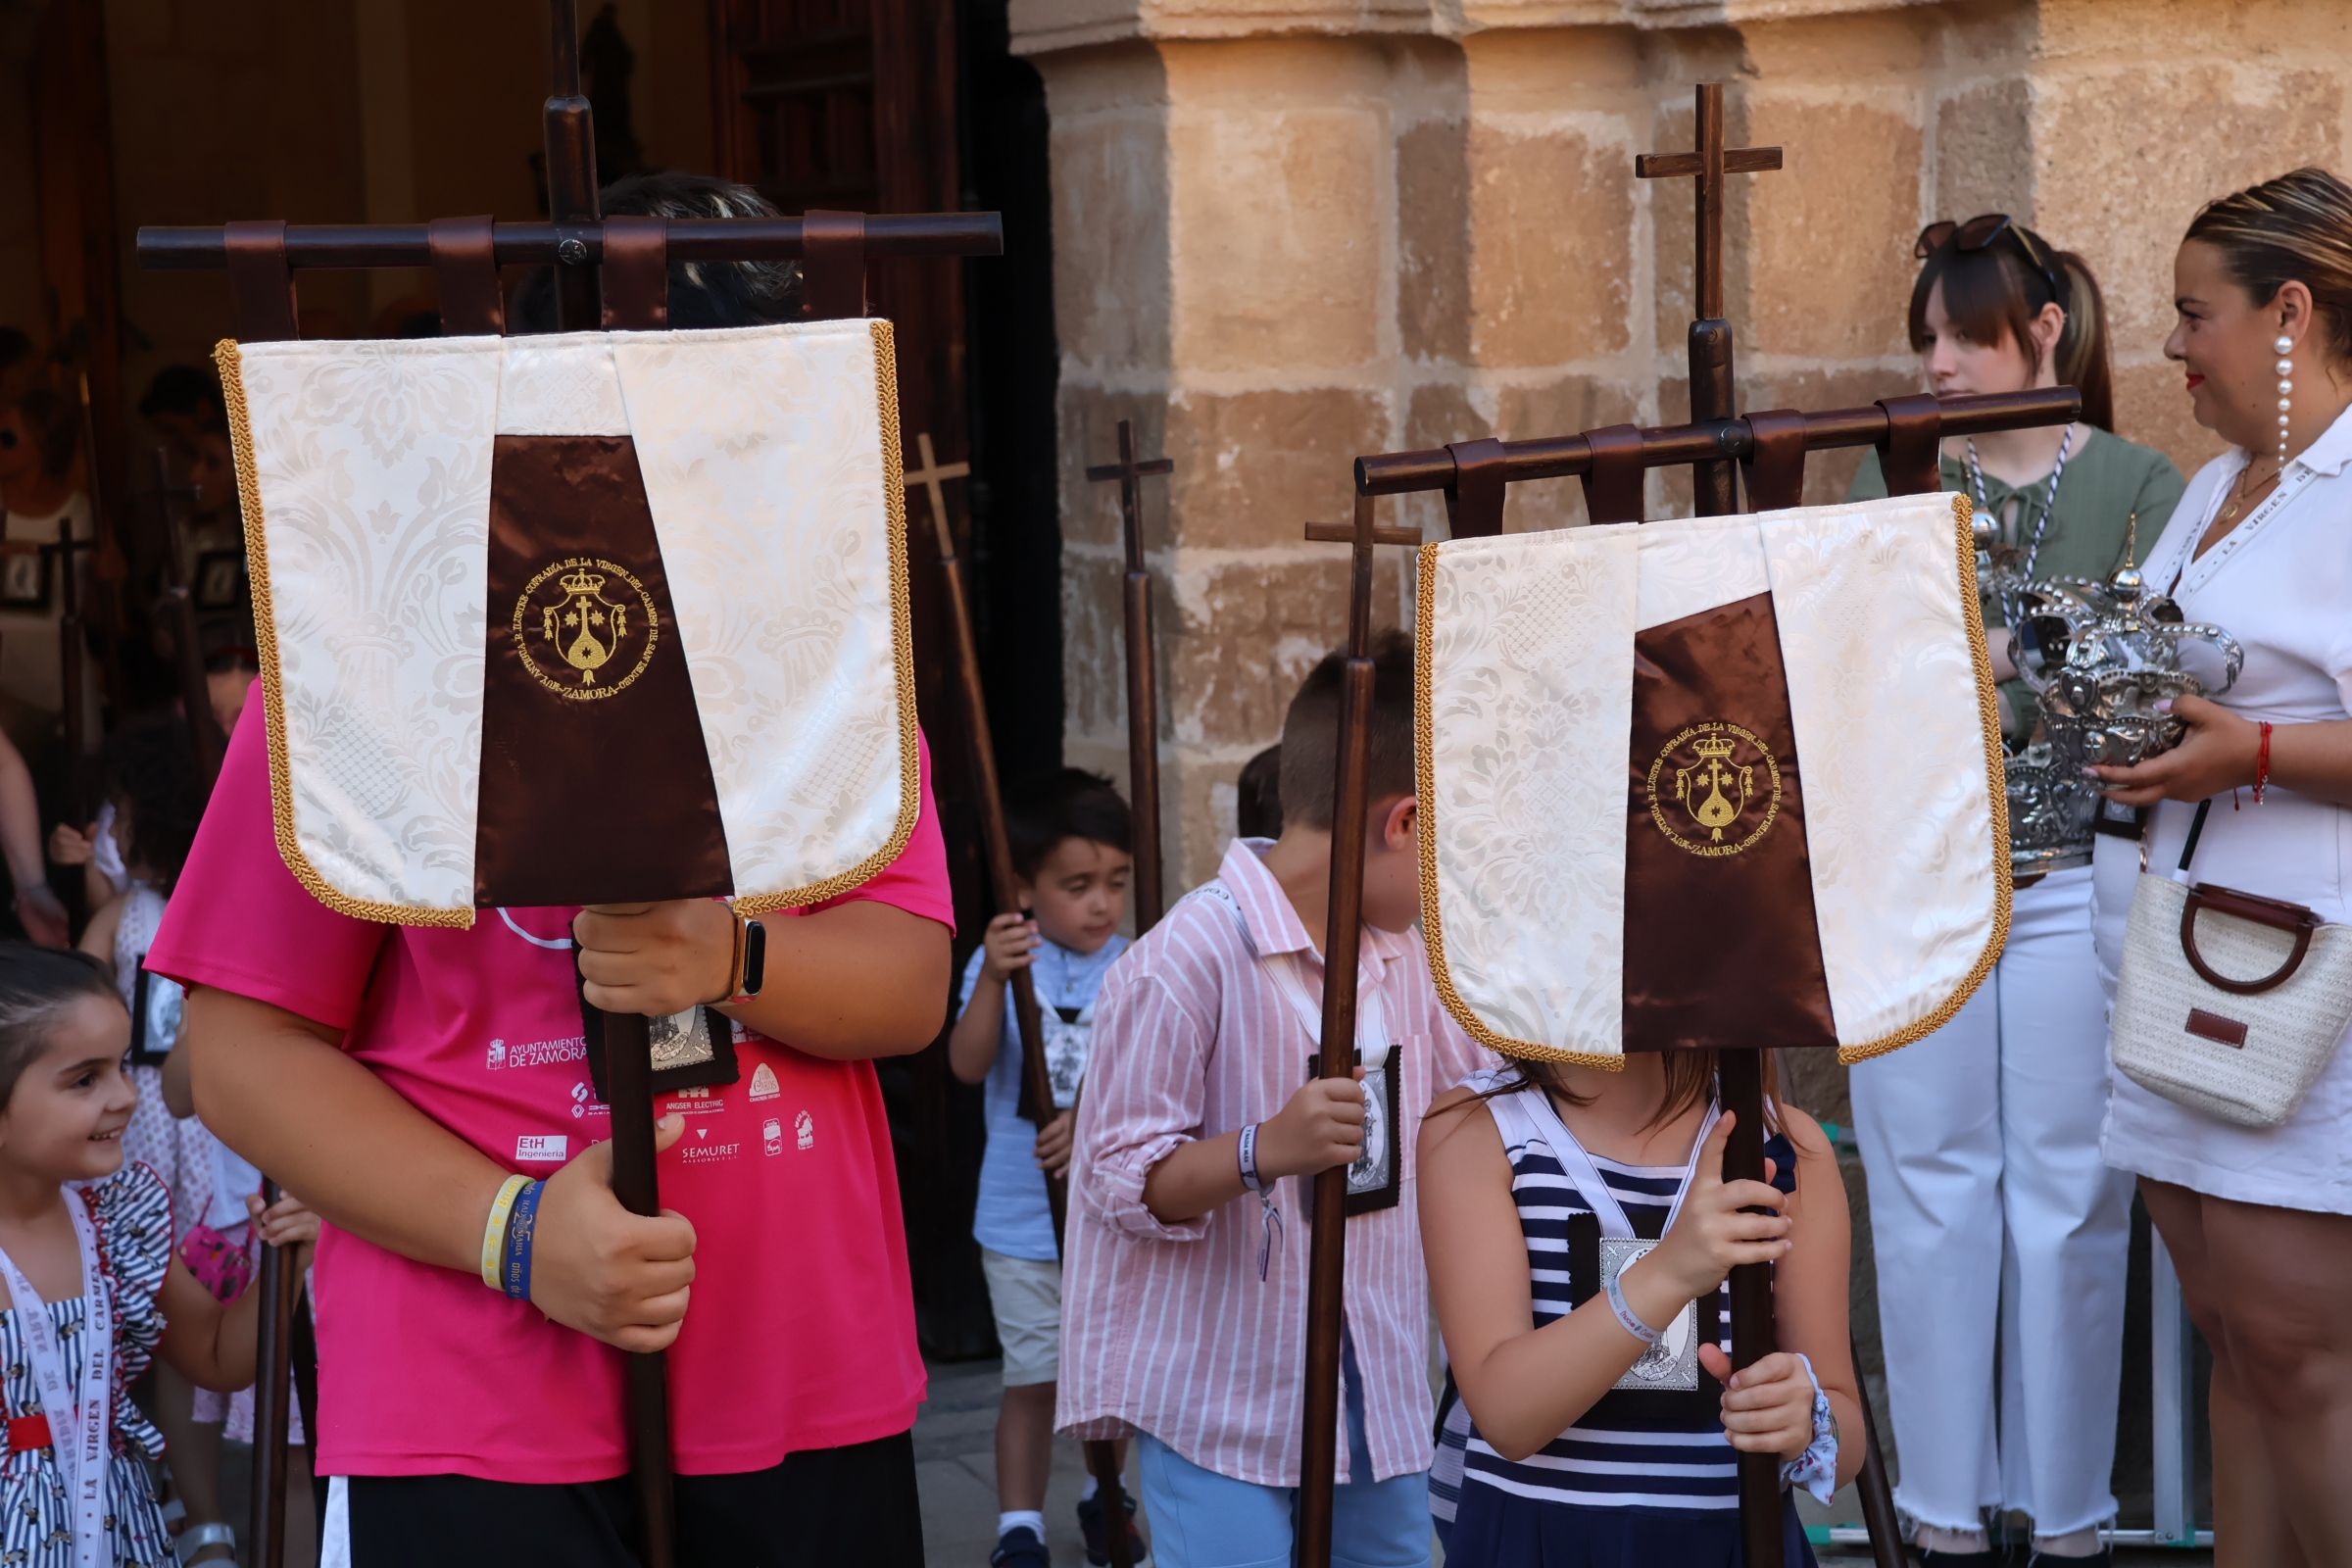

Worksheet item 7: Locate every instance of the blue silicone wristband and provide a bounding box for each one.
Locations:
[502,1179,546,1302]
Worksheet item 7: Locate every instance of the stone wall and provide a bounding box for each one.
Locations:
[1017,0,2352,1511]
[1017,0,2352,894]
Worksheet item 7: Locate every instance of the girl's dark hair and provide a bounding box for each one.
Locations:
[2184,167,2352,367]
[1474,1049,1783,1140]
[1909,227,2115,432]
[0,945,119,1109]
[1004,768,1133,882]
[512,172,805,332]
[104,712,208,894]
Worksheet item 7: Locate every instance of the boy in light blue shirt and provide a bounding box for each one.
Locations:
[949,768,1137,1568]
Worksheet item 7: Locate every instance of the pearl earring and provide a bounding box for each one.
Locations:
[2276,333,2295,469]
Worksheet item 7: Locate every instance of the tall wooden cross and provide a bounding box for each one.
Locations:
[136,8,1002,1566]
[1637,83,1784,514]
[1084,419,1174,928]
[911,431,1140,1568]
[148,448,227,781]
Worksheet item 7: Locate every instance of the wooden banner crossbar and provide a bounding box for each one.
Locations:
[1354,387,2081,497]
[135,215,1003,271]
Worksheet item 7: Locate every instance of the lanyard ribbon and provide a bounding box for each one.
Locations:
[0,1190,114,1568]
[1522,1088,1721,1242]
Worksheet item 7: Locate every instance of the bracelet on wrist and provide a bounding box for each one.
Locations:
[500,1179,546,1302]
[1239,1122,1267,1193]
[1606,1260,1665,1348]
[479,1173,530,1290]
[2254,720,2275,805]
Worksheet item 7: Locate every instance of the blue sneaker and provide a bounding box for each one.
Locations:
[1076,1490,1146,1567]
[991,1526,1050,1568]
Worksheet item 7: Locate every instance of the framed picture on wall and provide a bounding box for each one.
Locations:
[193,550,247,612]
[0,544,51,611]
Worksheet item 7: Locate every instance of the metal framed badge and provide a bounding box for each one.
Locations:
[1599,1239,1700,1392]
[1306,1041,1403,1215]
[1041,1012,1091,1111]
[576,963,740,1099]
[127,963,184,1067]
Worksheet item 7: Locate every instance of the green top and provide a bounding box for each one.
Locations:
[1848,425,2185,745]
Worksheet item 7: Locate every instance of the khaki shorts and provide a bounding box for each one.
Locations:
[978,1247,1062,1387]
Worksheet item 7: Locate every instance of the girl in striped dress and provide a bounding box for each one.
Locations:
[1419,1050,1862,1566]
[0,944,309,1568]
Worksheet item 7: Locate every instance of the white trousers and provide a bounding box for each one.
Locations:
[1849,867,2133,1536]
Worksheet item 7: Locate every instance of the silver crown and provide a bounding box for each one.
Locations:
[1988,514,2242,875]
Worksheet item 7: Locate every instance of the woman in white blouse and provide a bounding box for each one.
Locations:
[2091,168,2352,1566]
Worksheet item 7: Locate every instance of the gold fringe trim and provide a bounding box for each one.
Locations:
[1836,491,2014,1063]
[214,339,476,928]
[732,318,921,915]
[1413,540,1625,1071]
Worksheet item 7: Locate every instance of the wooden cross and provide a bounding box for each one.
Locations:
[913,428,1139,1568]
[905,430,971,557]
[1635,82,1783,323]
[148,448,227,780]
[1085,417,1174,577]
[1084,418,1175,929]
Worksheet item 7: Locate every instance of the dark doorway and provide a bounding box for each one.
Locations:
[709,0,1063,1359]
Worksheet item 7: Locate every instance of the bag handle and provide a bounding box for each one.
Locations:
[2180,882,2322,995]
[1578,424,1646,525]
[428,216,505,336]
[1443,438,1508,540]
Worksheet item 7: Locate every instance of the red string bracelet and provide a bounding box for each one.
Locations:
[2254,720,2275,806]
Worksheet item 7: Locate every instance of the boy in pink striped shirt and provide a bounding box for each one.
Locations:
[1059,633,1484,1568]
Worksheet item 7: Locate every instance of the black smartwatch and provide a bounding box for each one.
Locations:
[729,914,767,1004]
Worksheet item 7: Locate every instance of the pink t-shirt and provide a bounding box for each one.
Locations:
[148,705,953,1481]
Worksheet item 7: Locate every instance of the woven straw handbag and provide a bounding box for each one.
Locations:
[2112,802,2352,1127]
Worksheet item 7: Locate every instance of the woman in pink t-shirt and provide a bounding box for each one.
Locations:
[149,172,957,1568]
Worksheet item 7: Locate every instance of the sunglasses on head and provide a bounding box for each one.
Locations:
[1916,214,2067,310]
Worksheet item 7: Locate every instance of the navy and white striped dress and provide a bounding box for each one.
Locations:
[1433,1072,1817,1567]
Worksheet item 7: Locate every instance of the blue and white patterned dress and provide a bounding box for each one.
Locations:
[0,1165,175,1568]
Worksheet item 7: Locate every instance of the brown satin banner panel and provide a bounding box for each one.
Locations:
[474,435,733,906]
[1622,592,1838,1052]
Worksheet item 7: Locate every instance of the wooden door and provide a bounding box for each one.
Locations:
[710,0,999,1359]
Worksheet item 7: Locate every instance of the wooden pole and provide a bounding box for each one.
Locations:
[1292,496,1379,1568]
[910,434,1135,1568]
[1085,421,1173,931]
[150,449,225,781]
[246,1180,303,1568]
[535,6,677,1560]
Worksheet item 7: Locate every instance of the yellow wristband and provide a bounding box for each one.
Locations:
[480,1174,531,1290]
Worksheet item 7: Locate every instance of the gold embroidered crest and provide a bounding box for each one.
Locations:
[1645,720,1782,858]
[514,557,660,701]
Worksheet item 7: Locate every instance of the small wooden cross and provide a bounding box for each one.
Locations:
[904,431,971,558]
[1635,82,1783,321]
[1084,418,1173,574]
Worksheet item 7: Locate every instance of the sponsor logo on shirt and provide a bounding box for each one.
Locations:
[485,1035,587,1072]
[749,1063,780,1102]
[680,1133,741,1164]
[570,1081,594,1119]
[796,1109,814,1151]
[515,1135,569,1163]
[664,1086,726,1116]
[762,1117,783,1156]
